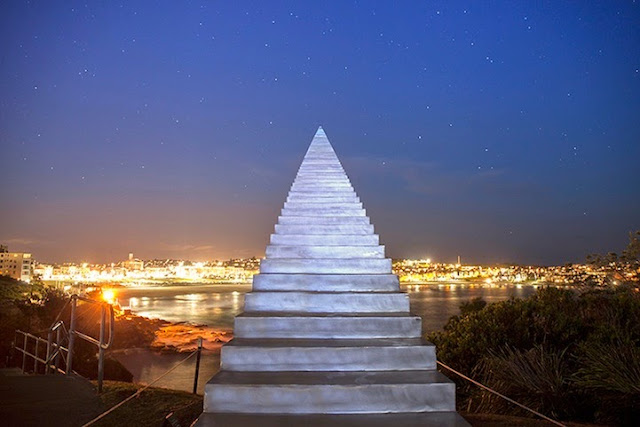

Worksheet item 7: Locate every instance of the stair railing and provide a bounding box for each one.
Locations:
[14,294,115,392]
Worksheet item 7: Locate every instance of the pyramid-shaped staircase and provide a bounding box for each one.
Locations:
[195,127,468,426]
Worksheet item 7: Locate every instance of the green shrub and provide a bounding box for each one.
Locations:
[476,345,572,419]
[428,285,640,423]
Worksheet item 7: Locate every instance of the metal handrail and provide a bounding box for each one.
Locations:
[14,294,115,392]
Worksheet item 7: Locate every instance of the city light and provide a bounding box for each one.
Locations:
[102,289,115,304]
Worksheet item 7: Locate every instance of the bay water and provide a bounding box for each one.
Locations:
[113,282,535,393]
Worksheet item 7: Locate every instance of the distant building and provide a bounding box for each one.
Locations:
[0,245,33,282]
[122,252,144,271]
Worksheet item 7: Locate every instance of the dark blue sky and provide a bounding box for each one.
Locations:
[1,1,639,264]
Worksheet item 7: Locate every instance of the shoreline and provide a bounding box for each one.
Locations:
[114,310,232,354]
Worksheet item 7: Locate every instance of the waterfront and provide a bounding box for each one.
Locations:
[113,282,536,393]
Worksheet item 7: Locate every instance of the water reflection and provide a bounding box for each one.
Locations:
[402,282,535,333]
[117,284,251,329]
[114,282,537,393]
[116,282,536,332]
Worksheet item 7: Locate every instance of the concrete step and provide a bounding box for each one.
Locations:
[300,156,340,159]
[293,176,350,181]
[287,195,360,203]
[244,291,408,313]
[287,193,358,200]
[292,179,351,185]
[270,234,378,245]
[286,191,358,196]
[298,166,344,171]
[281,208,366,217]
[203,370,455,414]
[234,313,422,339]
[287,190,357,196]
[298,168,346,175]
[274,224,373,235]
[291,184,353,189]
[297,165,344,169]
[283,201,362,209]
[286,195,360,203]
[220,338,436,371]
[297,171,346,175]
[294,179,352,184]
[194,411,470,427]
[260,258,391,274]
[285,195,359,201]
[252,273,400,292]
[293,178,351,183]
[290,187,355,193]
[265,244,381,258]
[280,207,367,216]
[301,159,343,164]
[295,173,350,178]
[277,216,369,225]
[291,183,353,189]
[291,184,353,188]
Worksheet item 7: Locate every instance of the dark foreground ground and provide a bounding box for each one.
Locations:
[0,369,599,427]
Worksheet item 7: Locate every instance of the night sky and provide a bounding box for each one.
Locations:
[1,1,639,265]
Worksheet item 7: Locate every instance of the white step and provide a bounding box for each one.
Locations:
[281,208,366,217]
[270,234,378,245]
[220,338,436,371]
[252,273,400,292]
[287,195,360,203]
[283,202,363,210]
[284,198,362,209]
[194,411,470,427]
[288,189,357,196]
[293,177,351,182]
[296,162,343,166]
[260,258,391,274]
[244,291,408,313]
[277,216,369,225]
[266,244,381,258]
[298,159,342,163]
[291,183,353,189]
[274,224,373,235]
[290,188,355,194]
[285,195,358,201]
[298,167,344,171]
[203,370,455,414]
[292,184,353,190]
[295,173,350,178]
[234,313,421,339]
[286,195,360,203]
[292,180,351,186]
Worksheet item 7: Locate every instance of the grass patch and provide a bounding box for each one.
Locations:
[91,381,202,427]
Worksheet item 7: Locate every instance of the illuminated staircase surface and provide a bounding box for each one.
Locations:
[195,127,468,426]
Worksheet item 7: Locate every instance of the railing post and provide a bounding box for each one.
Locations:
[8,338,14,367]
[97,304,106,393]
[34,338,39,373]
[46,330,53,374]
[54,327,61,373]
[193,337,203,394]
[22,334,27,373]
[66,296,77,375]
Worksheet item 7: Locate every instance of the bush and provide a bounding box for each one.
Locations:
[476,345,573,419]
[428,285,640,424]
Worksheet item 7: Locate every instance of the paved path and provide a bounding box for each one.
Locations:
[0,369,103,427]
